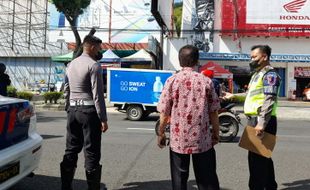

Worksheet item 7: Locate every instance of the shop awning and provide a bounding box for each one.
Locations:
[51,52,73,62]
[99,49,120,62]
[112,50,137,58]
[121,49,153,62]
[199,61,233,79]
[51,49,139,63]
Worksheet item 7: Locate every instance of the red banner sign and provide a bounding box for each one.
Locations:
[294,67,310,78]
[222,0,310,37]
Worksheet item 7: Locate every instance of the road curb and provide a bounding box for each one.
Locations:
[32,99,310,120]
[34,103,119,113]
[34,104,65,112]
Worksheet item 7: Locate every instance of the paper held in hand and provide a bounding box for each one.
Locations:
[239,126,277,158]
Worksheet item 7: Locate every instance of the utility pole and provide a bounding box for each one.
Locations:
[108,0,112,43]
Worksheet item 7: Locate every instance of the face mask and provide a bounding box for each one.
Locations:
[249,60,260,72]
[95,51,103,61]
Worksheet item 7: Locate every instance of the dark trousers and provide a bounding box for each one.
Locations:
[62,106,102,171]
[170,148,219,190]
[247,116,278,190]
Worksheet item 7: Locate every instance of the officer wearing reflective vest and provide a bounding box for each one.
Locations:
[224,45,281,190]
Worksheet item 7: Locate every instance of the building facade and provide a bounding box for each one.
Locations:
[181,0,310,98]
[0,0,67,91]
[0,0,164,91]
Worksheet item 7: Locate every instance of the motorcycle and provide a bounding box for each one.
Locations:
[218,103,243,142]
[155,103,242,143]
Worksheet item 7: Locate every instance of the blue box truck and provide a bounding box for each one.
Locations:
[107,68,174,120]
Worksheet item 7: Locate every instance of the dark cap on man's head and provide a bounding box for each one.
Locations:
[83,35,102,45]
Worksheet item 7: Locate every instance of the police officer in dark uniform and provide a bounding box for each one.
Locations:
[0,63,11,96]
[60,35,108,190]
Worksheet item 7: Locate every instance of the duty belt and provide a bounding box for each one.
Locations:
[70,100,95,106]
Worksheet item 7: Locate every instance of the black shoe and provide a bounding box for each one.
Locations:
[60,162,76,190]
[86,165,102,190]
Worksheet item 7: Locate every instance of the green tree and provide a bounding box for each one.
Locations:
[51,0,94,58]
[174,2,183,37]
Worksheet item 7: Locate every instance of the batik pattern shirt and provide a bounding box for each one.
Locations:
[157,67,220,154]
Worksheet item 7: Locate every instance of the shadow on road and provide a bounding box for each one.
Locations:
[36,112,66,123]
[144,115,160,121]
[10,174,107,190]
[41,134,64,140]
[118,180,232,190]
[122,115,159,122]
[282,179,310,190]
[219,136,241,144]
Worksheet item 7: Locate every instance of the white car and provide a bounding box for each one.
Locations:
[0,96,42,190]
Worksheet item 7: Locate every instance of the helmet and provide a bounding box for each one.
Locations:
[201,69,214,79]
[0,63,6,74]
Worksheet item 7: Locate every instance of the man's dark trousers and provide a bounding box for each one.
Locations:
[248,116,278,190]
[170,147,220,190]
[62,105,102,171]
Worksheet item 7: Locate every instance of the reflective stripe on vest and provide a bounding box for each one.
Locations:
[244,67,278,116]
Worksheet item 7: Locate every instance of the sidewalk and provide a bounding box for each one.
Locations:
[274,98,310,119]
[33,98,310,120]
[234,99,310,120]
[277,97,310,108]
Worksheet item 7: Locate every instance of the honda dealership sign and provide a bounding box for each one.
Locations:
[222,0,310,36]
[247,0,310,24]
[283,0,307,13]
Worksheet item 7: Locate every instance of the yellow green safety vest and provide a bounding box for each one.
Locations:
[244,67,278,116]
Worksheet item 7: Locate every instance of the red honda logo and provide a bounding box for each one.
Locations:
[283,0,307,13]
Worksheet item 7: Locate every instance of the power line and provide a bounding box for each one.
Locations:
[1,24,309,34]
[44,26,310,34]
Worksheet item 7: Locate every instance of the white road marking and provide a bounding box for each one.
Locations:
[278,135,310,139]
[127,128,154,131]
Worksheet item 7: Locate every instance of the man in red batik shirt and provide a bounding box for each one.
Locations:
[157,45,221,190]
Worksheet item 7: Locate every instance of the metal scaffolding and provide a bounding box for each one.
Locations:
[0,0,67,57]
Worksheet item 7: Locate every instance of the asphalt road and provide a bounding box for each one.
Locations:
[10,109,310,190]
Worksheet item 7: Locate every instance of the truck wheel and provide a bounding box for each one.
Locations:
[126,105,144,121]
